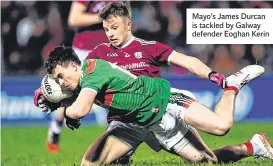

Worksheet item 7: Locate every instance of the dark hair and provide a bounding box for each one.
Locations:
[99,2,130,21]
[45,45,81,74]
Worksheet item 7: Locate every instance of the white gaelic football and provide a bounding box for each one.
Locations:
[41,74,73,103]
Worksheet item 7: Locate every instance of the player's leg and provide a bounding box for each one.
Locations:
[47,108,64,152]
[81,130,113,165]
[169,128,273,164]
[149,86,272,164]
[81,131,132,166]
[183,65,265,136]
[81,121,144,165]
[148,103,218,163]
[170,89,272,163]
[213,132,273,163]
[174,127,218,163]
[173,128,273,164]
[150,109,272,164]
[142,89,201,156]
[143,129,165,153]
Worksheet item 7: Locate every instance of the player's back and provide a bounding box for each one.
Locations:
[80,59,171,127]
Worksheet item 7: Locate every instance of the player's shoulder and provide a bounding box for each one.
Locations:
[133,37,171,52]
[84,58,110,72]
[82,59,97,75]
[133,37,157,46]
[133,37,170,49]
[84,58,108,66]
[93,42,111,50]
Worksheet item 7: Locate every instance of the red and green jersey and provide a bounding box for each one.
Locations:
[80,59,171,127]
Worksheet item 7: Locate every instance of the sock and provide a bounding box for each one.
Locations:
[244,141,254,156]
[50,119,63,134]
[244,141,261,156]
[224,86,239,94]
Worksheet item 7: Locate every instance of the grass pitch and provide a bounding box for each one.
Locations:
[2,123,273,166]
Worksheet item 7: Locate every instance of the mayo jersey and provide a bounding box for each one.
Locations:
[80,59,171,127]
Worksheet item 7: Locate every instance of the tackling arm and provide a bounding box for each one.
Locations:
[68,1,101,28]
[169,51,226,88]
[169,51,212,79]
[65,89,97,119]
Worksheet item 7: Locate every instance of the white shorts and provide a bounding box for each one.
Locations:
[72,47,90,61]
[148,88,197,152]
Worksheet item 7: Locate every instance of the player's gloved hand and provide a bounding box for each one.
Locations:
[64,109,81,130]
[33,88,61,115]
[34,88,43,107]
[208,71,227,89]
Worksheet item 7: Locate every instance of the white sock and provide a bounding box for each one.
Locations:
[50,120,62,134]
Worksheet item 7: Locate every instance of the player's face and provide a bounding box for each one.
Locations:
[103,15,131,48]
[53,63,80,91]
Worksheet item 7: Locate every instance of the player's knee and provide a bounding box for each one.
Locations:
[104,158,114,165]
[80,159,94,166]
[215,120,233,136]
[185,154,206,163]
[103,153,123,165]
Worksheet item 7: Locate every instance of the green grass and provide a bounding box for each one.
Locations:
[2,123,273,166]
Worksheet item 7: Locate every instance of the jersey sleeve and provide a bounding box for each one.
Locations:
[145,41,174,65]
[81,60,110,93]
[86,49,98,60]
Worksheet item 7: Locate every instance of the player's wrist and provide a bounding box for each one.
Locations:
[64,107,77,120]
[208,71,217,80]
[63,107,70,119]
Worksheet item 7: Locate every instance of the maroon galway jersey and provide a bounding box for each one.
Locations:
[86,37,174,123]
[87,37,174,78]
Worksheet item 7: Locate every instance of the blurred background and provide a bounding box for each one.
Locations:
[1,1,273,126]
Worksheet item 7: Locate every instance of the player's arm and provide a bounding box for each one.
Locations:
[65,89,97,119]
[169,51,226,88]
[169,52,212,79]
[148,41,226,88]
[170,51,226,88]
[68,1,101,28]
[65,60,110,119]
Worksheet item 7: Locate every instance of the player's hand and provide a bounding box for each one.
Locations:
[65,118,81,130]
[34,88,43,107]
[64,109,81,130]
[208,71,227,89]
[33,88,61,115]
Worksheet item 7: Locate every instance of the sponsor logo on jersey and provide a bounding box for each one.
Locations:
[107,53,118,57]
[119,62,150,70]
[125,53,130,57]
[134,52,142,59]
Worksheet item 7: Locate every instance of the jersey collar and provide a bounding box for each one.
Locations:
[113,36,135,49]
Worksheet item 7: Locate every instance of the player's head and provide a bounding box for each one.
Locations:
[45,46,81,90]
[99,2,132,48]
